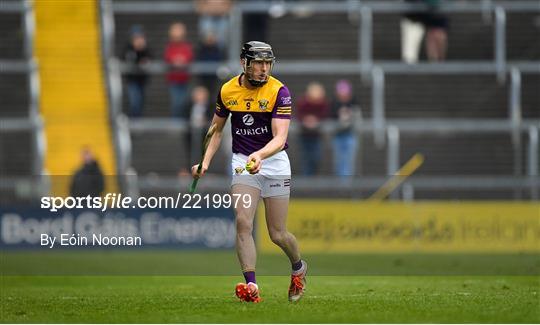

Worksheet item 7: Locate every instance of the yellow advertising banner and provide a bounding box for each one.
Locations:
[257,201,540,253]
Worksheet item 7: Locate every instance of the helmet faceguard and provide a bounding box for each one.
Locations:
[240,41,275,87]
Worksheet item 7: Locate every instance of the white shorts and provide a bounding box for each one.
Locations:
[231,151,291,198]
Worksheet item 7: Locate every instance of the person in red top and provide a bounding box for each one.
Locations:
[296,82,330,175]
[164,22,194,119]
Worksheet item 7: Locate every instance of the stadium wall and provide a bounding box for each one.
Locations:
[2,201,538,252]
[0,207,235,249]
[257,201,540,253]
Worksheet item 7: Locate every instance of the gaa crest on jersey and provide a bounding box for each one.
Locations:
[258,99,269,111]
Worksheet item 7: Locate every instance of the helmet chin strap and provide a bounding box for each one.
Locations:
[248,78,267,87]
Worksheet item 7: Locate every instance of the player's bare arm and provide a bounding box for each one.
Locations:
[191,113,227,178]
[247,118,290,174]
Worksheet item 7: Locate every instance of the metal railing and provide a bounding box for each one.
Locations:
[383,123,539,200]
[528,126,539,199]
[99,0,135,195]
[0,0,45,178]
[118,117,539,199]
[367,63,536,139]
[494,6,506,82]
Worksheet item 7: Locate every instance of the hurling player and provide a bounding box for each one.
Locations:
[191,41,307,303]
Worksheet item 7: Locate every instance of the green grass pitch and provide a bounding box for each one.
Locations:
[1,275,538,323]
[1,251,539,323]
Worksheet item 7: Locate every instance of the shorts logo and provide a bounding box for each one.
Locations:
[234,167,245,175]
[242,114,254,126]
[258,99,269,111]
[284,179,290,187]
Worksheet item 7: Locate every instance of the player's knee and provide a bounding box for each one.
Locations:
[236,217,253,234]
[269,230,287,245]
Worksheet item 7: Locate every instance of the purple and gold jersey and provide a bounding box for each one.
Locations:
[215,74,292,155]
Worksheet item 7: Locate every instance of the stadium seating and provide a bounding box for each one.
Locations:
[0,8,33,178]
[1,1,538,200]
[110,3,538,194]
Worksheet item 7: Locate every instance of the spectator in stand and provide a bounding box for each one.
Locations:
[195,0,232,53]
[122,25,152,118]
[70,147,105,198]
[331,79,361,177]
[296,82,330,176]
[196,31,224,102]
[401,0,449,63]
[187,85,212,165]
[177,85,213,176]
[164,22,194,119]
[189,85,212,130]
